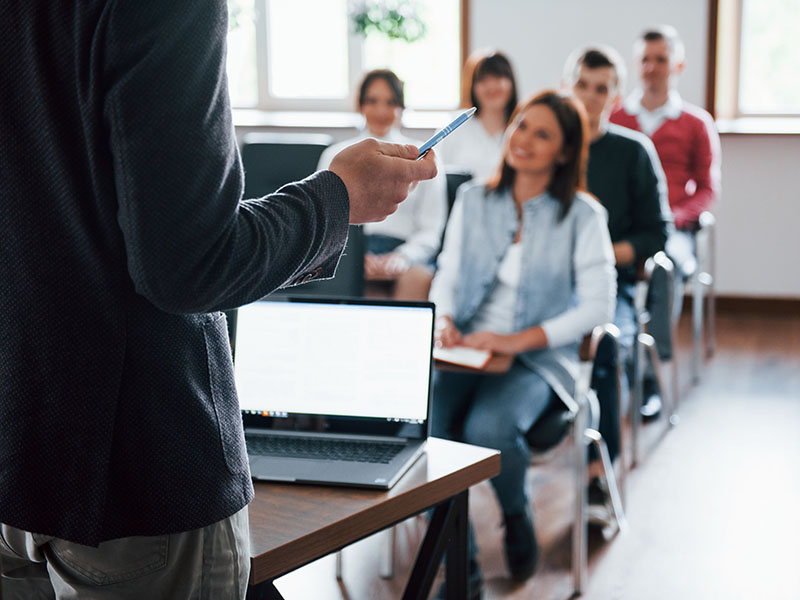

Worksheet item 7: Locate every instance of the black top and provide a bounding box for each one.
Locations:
[587,124,673,284]
[0,0,349,545]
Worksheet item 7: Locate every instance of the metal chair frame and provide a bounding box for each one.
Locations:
[527,324,628,595]
[631,252,679,468]
[690,211,716,383]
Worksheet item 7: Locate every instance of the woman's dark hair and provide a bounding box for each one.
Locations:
[487,90,589,218]
[357,69,405,109]
[460,50,518,124]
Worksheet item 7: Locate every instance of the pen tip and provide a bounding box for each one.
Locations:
[468,107,477,115]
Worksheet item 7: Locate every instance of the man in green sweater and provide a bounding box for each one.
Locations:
[564,45,673,525]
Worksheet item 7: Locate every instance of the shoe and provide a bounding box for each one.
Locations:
[434,559,483,600]
[640,378,662,421]
[503,510,539,582]
[640,392,662,421]
[587,477,613,529]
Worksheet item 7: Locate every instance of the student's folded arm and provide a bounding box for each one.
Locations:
[104,0,348,314]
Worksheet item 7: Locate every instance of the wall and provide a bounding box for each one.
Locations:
[469,0,800,298]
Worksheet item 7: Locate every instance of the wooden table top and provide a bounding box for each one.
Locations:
[247,437,500,584]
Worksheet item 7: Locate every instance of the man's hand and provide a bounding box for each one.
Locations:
[328,139,437,225]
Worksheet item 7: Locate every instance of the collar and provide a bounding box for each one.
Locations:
[357,126,404,143]
[624,89,683,119]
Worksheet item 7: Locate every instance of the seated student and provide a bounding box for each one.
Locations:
[563,45,672,524]
[610,25,721,415]
[438,49,518,181]
[318,69,448,300]
[429,91,616,594]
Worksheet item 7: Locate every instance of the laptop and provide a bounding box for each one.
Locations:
[233,296,434,489]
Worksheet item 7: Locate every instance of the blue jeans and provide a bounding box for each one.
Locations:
[432,362,551,516]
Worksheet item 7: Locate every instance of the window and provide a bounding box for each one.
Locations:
[227,0,463,111]
[714,0,800,118]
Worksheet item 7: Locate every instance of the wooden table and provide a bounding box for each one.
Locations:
[247,437,500,599]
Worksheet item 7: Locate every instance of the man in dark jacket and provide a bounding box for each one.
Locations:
[564,45,673,528]
[0,1,436,597]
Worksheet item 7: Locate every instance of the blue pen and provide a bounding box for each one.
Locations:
[416,107,477,159]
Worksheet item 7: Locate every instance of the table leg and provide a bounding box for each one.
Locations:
[402,490,468,600]
[246,579,284,600]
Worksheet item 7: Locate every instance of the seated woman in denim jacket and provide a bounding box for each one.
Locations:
[429,91,616,590]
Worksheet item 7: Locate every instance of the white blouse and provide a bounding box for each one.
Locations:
[437,115,504,181]
[317,128,447,265]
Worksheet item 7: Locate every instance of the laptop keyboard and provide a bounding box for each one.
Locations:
[246,435,404,464]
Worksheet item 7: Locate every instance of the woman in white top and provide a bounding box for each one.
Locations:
[438,49,519,181]
[318,70,447,300]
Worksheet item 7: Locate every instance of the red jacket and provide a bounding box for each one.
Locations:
[611,99,720,230]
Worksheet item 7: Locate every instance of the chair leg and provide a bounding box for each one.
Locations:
[643,339,679,427]
[336,526,396,580]
[379,526,396,579]
[335,550,343,580]
[631,332,651,467]
[691,270,704,384]
[585,430,627,532]
[572,403,589,595]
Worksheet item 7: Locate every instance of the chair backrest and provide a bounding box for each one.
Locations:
[267,225,365,299]
[445,169,473,214]
[241,132,334,197]
[525,325,621,452]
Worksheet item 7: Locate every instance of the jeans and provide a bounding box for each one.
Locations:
[0,507,250,600]
[431,361,551,516]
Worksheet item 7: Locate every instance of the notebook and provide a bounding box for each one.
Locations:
[233,297,434,489]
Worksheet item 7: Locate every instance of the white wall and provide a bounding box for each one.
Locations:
[470,0,800,298]
[470,0,708,105]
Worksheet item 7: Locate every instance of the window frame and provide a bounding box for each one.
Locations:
[239,0,469,113]
[710,0,800,120]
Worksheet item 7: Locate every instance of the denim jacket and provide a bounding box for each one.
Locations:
[449,183,615,401]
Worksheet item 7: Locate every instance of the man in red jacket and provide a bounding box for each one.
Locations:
[611,25,721,417]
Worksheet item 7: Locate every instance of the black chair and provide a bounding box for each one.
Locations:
[445,169,473,214]
[239,131,365,299]
[268,225,365,299]
[241,132,334,196]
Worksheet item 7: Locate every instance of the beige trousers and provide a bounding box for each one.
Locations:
[0,507,250,600]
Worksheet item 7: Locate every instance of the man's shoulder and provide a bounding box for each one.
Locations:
[605,123,653,149]
[609,105,637,125]
[594,124,657,166]
[677,101,716,130]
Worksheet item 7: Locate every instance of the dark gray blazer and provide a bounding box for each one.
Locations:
[0,0,349,545]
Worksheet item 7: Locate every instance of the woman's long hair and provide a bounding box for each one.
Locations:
[486,90,589,218]
[460,49,518,125]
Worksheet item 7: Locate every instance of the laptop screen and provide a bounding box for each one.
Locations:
[234,297,434,438]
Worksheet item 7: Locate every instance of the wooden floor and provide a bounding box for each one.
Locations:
[273,308,800,600]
